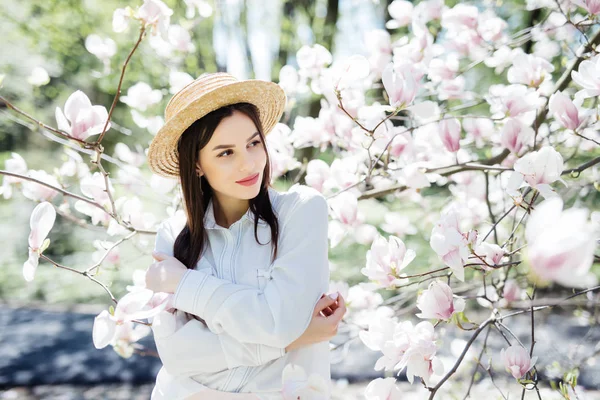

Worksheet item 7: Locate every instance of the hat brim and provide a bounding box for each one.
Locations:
[148,79,286,178]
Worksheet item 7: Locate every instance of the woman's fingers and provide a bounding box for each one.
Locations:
[314,293,338,317]
[327,293,346,325]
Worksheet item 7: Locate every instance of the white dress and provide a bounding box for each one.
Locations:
[150,184,331,400]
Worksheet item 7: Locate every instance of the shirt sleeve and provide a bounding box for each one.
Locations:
[171,188,330,348]
[153,218,285,370]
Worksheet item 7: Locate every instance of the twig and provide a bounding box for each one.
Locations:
[95,26,146,145]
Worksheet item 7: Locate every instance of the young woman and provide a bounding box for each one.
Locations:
[145,72,346,400]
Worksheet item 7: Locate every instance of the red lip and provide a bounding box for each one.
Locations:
[236,173,259,183]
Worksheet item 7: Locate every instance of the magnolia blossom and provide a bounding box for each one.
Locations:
[91,240,120,266]
[525,197,597,288]
[93,288,172,350]
[114,143,146,167]
[361,235,415,288]
[281,364,329,400]
[381,212,418,237]
[305,159,330,193]
[462,117,494,148]
[120,82,163,111]
[573,0,600,15]
[500,118,534,154]
[416,280,465,321]
[382,63,418,109]
[328,191,359,226]
[548,91,584,130]
[507,53,555,87]
[486,84,540,121]
[265,124,301,180]
[169,70,194,94]
[85,35,117,62]
[506,146,565,199]
[438,118,461,152]
[168,25,195,52]
[80,172,115,207]
[441,4,479,30]
[386,0,414,29]
[501,345,538,379]
[364,378,403,400]
[296,44,332,81]
[55,90,111,140]
[571,55,600,99]
[396,321,444,385]
[475,242,506,268]
[429,206,470,281]
[503,279,522,303]
[0,152,28,199]
[137,0,173,38]
[23,202,56,282]
[22,170,61,202]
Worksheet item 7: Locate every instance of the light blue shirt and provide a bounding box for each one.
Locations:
[150,184,331,400]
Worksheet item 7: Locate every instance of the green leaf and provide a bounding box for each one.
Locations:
[109,305,115,316]
[39,238,51,254]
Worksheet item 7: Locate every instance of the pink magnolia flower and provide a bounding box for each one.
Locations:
[548,91,584,130]
[305,159,330,193]
[463,117,494,148]
[265,124,301,180]
[500,118,533,154]
[387,0,414,29]
[281,364,329,400]
[361,235,415,288]
[573,0,600,15]
[85,35,116,62]
[55,90,111,141]
[93,288,172,349]
[475,242,506,267]
[571,55,600,99]
[416,280,465,321]
[486,84,540,120]
[507,53,555,87]
[396,321,444,385]
[503,279,522,303]
[501,345,537,379]
[364,378,403,400]
[429,206,470,281]
[441,4,479,30]
[506,146,565,199]
[120,82,163,111]
[438,118,461,152]
[382,63,418,109]
[22,170,60,202]
[137,0,173,39]
[168,25,195,52]
[328,191,359,226]
[0,152,27,199]
[23,202,56,282]
[296,44,332,80]
[80,172,114,207]
[525,197,597,288]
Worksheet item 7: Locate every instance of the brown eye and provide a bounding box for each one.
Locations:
[218,150,232,158]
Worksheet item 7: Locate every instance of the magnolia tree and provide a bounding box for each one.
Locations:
[1,0,600,398]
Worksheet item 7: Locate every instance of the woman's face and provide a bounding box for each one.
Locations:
[196,110,267,203]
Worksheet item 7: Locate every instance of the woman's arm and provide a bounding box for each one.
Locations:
[153,219,285,370]
[171,187,331,348]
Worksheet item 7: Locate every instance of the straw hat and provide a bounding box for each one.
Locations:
[147,72,286,178]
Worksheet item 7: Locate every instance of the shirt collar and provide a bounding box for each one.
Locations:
[204,190,273,230]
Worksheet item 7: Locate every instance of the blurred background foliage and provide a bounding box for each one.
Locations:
[1,0,596,308]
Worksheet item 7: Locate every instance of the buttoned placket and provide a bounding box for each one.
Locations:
[217,218,250,392]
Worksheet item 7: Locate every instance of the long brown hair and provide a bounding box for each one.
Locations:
[174,102,280,285]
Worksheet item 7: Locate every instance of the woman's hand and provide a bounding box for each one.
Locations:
[284,292,346,353]
[145,251,188,293]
